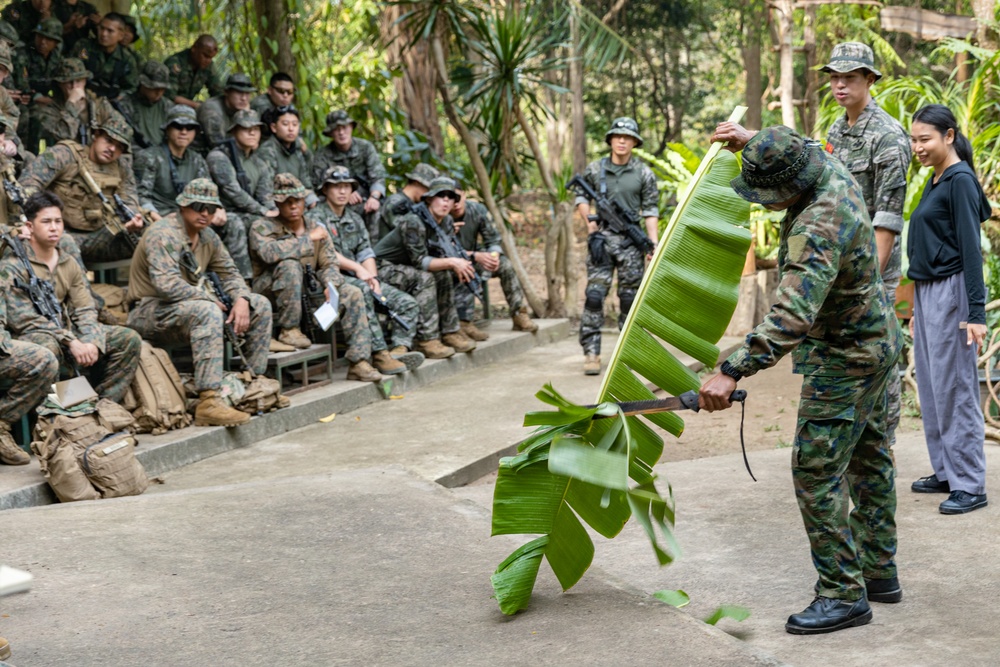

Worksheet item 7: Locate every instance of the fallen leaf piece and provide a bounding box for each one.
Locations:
[319,413,337,423]
[389,394,404,400]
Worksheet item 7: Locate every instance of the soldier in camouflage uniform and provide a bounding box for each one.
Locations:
[15,17,61,151]
[115,59,172,150]
[20,105,143,264]
[700,126,902,635]
[257,105,316,206]
[0,259,59,465]
[451,186,536,337]
[30,56,94,149]
[197,72,254,151]
[0,190,140,401]
[309,109,387,239]
[374,161,437,243]
[205,107,275,281]
[373,177,478,359]
[250,72,294,137]
[52,0,100,55]
[127,178,275,427]
[133,104,209,221]
[0,42,22,138]
[164,35,225,110]
[575,116,659,375]
[308,166,423,371]
[0,0,46,46]
[70,12,138,99]
[0,19,30,102]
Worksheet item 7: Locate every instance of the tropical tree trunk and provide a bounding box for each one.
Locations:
[773,0,796,130]
[253,0,295,77]
[972,0,998,49]
[743,19,763,130]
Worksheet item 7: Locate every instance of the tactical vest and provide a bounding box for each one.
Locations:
[50,141,123,233]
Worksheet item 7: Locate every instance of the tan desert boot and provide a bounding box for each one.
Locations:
[0,423,29,465]
[195,390,252,427]
[269,338,296,353]
[583,354,601,376]
[415,339,455,359]
[460,320,489,341]
[442,331,476,353]
[387,347,425,371]
[346,360,383,382]
[278,327,312,349]
[512,307,538,333]
[372,350,406,375]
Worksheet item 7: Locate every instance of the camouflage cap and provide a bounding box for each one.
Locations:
[0,20,20,47]
[320,165,357,189]
[272,173,307,203]
[730,126,826,206]
[53,57,93,83]
[224,72,256,93]
[405,162,439,188]
[322,109,355,136]
[605,117,643,147]
[227,108,264,132]
[139,60,170,89]
[176,178,223,208]
[34,17,63,42]
[821,42,882,82]
[421,176,459,201]
[161,103,201,131]
[95,106,134,152]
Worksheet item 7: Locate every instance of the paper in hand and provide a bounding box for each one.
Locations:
[313,281,340,332]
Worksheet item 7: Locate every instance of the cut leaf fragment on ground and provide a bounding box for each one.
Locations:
[319,413,336,423]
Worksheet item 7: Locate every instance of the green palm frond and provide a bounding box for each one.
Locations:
[489,108,752,616]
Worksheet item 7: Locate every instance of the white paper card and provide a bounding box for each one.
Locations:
[314,302,337,331]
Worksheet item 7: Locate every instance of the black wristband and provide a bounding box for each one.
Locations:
[720,360,743,382]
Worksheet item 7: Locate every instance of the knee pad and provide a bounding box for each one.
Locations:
[619,290,636,316]
[585,288,604,312]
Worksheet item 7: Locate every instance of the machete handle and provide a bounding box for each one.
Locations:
[730,390,747,402]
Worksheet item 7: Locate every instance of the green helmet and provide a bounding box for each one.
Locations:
[730,126,826,206]
[605,117,643,147]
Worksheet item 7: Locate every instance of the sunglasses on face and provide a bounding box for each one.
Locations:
[190,203,219,214]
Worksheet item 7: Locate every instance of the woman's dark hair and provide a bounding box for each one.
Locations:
[23,191,63,221]
[912,104,975,171]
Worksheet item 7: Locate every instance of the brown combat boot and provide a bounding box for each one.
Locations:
[443,331,476,353]
[269,338,296,353]
[0,422,29,465]
[512,307,538,333]
[372,350,407,375]
[278,327,312,350]
[346,360,383,382]
[195,390,252,427]
[583,354,601,376]
[0,635,10,660]
[460,320,489,341]
[415,339,455,359]
[388,346,426,371]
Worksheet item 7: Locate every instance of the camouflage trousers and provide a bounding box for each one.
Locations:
[793,365,897,601]
[254,259,372,363]
[454,254,524,321]
[343,275,418,352]
[579,232,646,355]
[216,213,254,282]
[0,339,59,424]
[377,261,453,342]
[67,227,136,265]
[20,325,141,403]
[127,294,272,392]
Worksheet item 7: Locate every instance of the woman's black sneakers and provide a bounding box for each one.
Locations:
[911,474,950,493]
[939,490,988,514]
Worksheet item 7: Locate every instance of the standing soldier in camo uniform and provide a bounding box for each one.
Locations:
[205,107,275,281]
[70,12,138,100]
[20,106,143,264]
[700,126,902,635]
[575,116,659,376]
[309,109,387,240]
[197,72,254,151]
[714,43,909,454]
[164,35,225,110]
[115,60,172,150]
[451,184,536,339]
[133,104,209,221]
[257,105,316,206]
[308,166,424,371]
[374,162,437,243]
[0,190,140,401]
[127,178,278,427]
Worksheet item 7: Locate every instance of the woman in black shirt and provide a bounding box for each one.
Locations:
[907,104,992,514]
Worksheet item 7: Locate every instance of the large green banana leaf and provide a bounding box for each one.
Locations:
[490,108,752,615]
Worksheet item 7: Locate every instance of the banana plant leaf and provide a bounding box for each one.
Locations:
[489,107,752,615]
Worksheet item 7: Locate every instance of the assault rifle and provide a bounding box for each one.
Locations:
[220,137,250,193]
[108,99,151,150]
[1,231,63,328]
[301,263,326,344]
[567,174,655,255]
[340,267,410,332]
[414,204,484,304]
[1,162,27,226]
[78,169,140,251]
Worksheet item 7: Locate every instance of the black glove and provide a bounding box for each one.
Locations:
[588,231,608,266]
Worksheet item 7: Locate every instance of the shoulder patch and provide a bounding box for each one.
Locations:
[786,235,808,263]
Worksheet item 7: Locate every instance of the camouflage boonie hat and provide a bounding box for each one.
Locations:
[421,176,459,201]
[34,17,63,42]
[95,107,133,152]
[821,42,882,82]
[730,126,826,206]
[0,20,20,47]
[161,104,201,131]
[405,163,439,188]
[176,178,222,208]
[224,73,256,93]
[227,108,264,132]
[139,60,170,89]
[322,109,355,136]
[53,57,92,82]
[605,117,643,147]
[320,165,357,189]
[272,173,307,202]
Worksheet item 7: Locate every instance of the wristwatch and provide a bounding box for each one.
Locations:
[720,360,743,382]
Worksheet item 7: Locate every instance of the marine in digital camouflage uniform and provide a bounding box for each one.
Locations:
[164,36,226,109]
[31,56,96,150]
[256,105,316,207]
[309,109,387,238]
[374,161,437,243]
[307,165,421,361]
[133,104,209,219]
[0,191,140,401]
[70,12,138,99]
[197,72,254,151]
[205,107,274,281]
[115,59,172,150]
[575,116,658,375]
[126,178,271,396]
[822,42,910,451]
[699,126,902,635]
